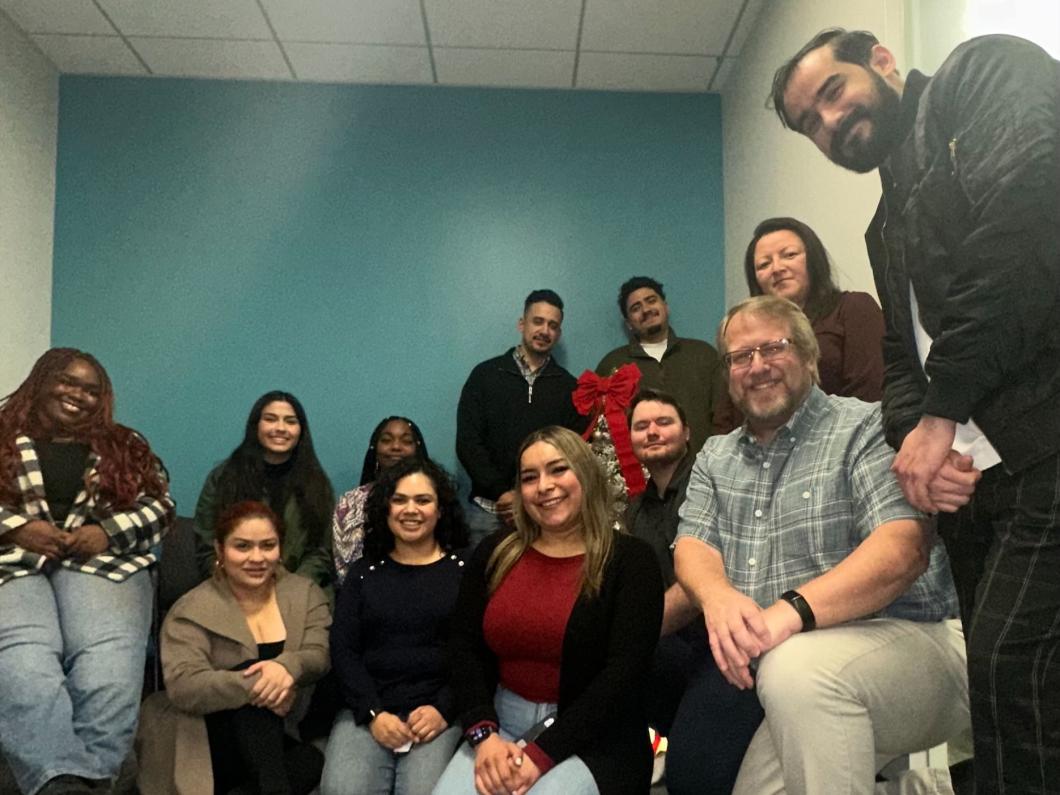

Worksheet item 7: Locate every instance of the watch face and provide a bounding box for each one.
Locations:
[468,726,495,747]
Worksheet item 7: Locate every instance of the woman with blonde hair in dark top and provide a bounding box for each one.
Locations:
[433,426,662,795]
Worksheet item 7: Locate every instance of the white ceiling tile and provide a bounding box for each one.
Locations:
[30,34,146,75]
[434,47,573,88]
[425,0,581,50]
[262,0,424,45]
[577,52,713,92]
[710,56,735,90]
[726,0,766,56]
[132,37,291,79]
[0,0,112,34]
[581,0,740,55]
[286,42,431,83]
[99,0,271,39]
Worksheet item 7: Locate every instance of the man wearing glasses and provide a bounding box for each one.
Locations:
[670,295,967,794]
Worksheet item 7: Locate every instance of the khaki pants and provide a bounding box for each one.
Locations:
[734,618,969,795]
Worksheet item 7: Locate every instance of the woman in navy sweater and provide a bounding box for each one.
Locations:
[433,426,663,795]
[322,457,469,795]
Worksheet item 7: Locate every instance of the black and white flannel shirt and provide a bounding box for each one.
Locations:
[0,434,175,586]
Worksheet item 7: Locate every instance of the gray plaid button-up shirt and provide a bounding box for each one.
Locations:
[677,387,957,623]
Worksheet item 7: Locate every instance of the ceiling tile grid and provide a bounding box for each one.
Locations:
[2,0,763,92]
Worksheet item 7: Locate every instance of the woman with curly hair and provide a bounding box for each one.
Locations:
[433,426,663,795]
[194,391,335,590]
[331,416,428,586]
[0,348,174,795]
[323,457,468,795]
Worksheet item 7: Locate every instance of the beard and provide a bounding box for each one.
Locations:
[735,374,812,430]
[830,71,903,173]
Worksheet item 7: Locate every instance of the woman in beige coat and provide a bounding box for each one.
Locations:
[137,501,331,795]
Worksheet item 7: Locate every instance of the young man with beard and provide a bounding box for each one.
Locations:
[597,277,732,459]
[671,296,967,795]
[456,289,584,545]
[773,28,1059,791]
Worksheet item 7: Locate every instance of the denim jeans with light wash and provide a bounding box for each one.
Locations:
[0,568,152,795]
[320,709,460,795]
[431,686,599,795]
[463,500,500,550]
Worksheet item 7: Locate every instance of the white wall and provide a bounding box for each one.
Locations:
[0,10,57,394]
[721,0,907,308]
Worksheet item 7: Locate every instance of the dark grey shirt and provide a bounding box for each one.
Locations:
[625,456,694,588]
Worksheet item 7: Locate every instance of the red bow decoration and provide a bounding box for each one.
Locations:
[573,364,646,498]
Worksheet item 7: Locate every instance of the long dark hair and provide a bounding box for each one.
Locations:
[363,457,467,560]
[743,217,841,321]
[358,416,428,486]
[214,391,333,550]
[0,348,167,508]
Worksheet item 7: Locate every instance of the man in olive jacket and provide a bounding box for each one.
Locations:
[773,29,1059,792]
[596,277,732,457]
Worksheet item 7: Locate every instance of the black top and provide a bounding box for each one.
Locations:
[865,36,1060,471]
[450,531,663,795]
[331,552,465,724]
[624,456,694,588]
[262,458,294,515]
[257,640,285,660]
[456,349,585,501]
[33,439,91,524]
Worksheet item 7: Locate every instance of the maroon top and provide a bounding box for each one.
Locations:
[813,291,885,402]
[483,547,583,704]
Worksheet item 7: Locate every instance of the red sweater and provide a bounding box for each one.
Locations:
[483,547,583,704]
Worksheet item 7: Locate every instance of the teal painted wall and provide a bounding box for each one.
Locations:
[52,76,724,512]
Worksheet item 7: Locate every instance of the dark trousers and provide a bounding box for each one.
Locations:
[647,628,703,736]
[205,706,323,795]
[938,452,1060,795]
[665,654,764,795]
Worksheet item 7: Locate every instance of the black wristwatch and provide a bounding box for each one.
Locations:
[466,724,497,747]
[780,590,816,632]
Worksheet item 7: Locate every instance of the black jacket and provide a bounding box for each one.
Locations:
[866,35,1060,473]
[456,350,585,500]
[449,531,663,795]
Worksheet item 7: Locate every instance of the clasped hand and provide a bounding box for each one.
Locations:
[7,520,109,561]
[705,589,801,689]
[892,416,980,513]
[370,705,449,750]
[474,734,541,795]
[244,660,294,715]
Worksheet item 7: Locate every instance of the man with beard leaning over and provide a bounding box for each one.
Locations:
[772,28,1059,792]
[673,296,967,795]
[597,277,733,457]
[456,289,584,546]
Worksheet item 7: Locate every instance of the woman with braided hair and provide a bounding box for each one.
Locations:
[0,348,174,795]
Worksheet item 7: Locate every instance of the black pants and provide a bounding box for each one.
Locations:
[646,625,706,736]
[205,706,323,795]
[665,654,764,795]
[938,452,1060,795]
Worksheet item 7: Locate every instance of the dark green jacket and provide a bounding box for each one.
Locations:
[192,463,334,590]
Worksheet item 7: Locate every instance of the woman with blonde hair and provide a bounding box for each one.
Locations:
[433,426,662,795]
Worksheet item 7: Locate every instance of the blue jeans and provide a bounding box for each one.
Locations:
[431,687,598,795]
[0,568,152,794]
[463,501,500,550]
[321,709,460,795]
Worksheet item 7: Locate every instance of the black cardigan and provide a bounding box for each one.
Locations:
[450,531,664,794]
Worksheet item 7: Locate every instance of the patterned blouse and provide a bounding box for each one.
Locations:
[331,483,371,585]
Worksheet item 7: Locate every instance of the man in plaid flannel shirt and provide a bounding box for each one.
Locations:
[671,296,967,794]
